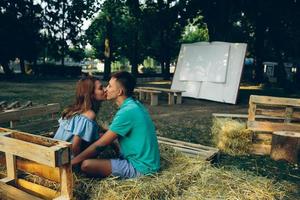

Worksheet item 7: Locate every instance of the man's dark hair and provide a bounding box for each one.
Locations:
[111,71,136,97]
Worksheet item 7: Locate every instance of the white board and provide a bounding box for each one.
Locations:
[178,43,229,83]
[171,42,247,104]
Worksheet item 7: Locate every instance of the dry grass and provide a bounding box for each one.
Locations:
[211,117,253,155]
[0,145,294,200]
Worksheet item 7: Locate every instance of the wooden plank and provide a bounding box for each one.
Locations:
[247,121,300,132]
[0,103,60,123]
[253,133,272,141]
[250,95,300,107]
[56,165,73,200]
[0,181,43,200]
[175,93,182,104]
[150,93,159,106]
[158,140,210,153]
[138,86,185,93]
[0,101,7,107]
[250,143,271,155]
[17,179,59,200]
[6,101,20,110]
[0,156,60,182]
[17,101,33,110]
[168,93,175,105]
[134,88,161,94]
[248,97,256,121]
[212,113,288,120]
[0,133,68,167]
[5,153,17,183]
[256,108,285,118]
[285,107,293,123]
[157,136,218,151]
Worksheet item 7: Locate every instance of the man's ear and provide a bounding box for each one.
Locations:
[117,87,124,96]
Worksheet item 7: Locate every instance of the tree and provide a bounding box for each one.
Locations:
[42,0,100,65]
[0,0,43,75]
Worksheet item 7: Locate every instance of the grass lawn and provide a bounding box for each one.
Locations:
[0,78,299,199]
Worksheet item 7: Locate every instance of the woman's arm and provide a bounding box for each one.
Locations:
[72,135,82,156]
[71,130,118,165]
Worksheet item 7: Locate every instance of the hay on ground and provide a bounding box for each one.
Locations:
[0,145,295,200]
[211,117,253,155]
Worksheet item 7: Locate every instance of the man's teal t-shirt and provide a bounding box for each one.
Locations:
[109,97,160,175]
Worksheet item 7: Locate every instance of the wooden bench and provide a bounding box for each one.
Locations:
[137,87,185,105]
[134,88,161,106]
[0,102,60,135]
[0,127,72,200]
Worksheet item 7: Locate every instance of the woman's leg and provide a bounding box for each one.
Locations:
[80,159,112,177]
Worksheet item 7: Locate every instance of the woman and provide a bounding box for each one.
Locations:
[54,76,107,156]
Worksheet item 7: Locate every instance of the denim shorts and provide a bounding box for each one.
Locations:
[110,158,142,179]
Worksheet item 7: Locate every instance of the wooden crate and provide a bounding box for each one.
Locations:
[248,95,300,155]
[0,127,72,200]
[158,136,219,162]
[0,101,60,135]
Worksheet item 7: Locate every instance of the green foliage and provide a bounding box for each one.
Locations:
[68,47,85,62]
[0,0,43,74]
[42,0,100,64]
[181,16,209,43]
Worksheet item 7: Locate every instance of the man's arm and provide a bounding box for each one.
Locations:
[71,130,118,165]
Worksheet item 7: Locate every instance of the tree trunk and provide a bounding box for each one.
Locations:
[104,57,111,81]
[271,131,300,163]
[103,17,113,81]
[163,58,171,80]
[20,58,26,74]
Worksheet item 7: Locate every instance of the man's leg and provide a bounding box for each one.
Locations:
[80,159,112,177]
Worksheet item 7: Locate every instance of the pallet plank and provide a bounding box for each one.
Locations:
[0,181,43,200]
[0,103,60,123]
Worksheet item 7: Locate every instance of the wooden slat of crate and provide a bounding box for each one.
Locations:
[250,143,271,155]
[0,103,60,123]
[158,136,219,161]
[17,179,58,200]
[0,130,70,168]
[0,181,43,200]
[250,95,300,107]
[0,155,60,182]
[247,121,300,132]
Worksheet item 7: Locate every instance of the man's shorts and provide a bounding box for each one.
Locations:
[110,158,142,179]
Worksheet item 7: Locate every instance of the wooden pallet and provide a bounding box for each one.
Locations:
[0,127,72,200]
[211,95,300,156]
[247,95,300,155]
[158,136,219,162]
[0,102,60,134]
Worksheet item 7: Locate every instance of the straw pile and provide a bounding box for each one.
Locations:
[74,145,292,200]
[0,145,294,199]
[211,117,253,155]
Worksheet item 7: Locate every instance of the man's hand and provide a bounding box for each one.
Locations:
[71,130,118,166]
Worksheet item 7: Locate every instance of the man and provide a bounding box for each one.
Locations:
[71,71,160,179]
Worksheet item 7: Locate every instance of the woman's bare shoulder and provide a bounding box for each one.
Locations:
[82,110,96,120]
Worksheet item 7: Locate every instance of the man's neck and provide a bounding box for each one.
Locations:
[116,96,128,107]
